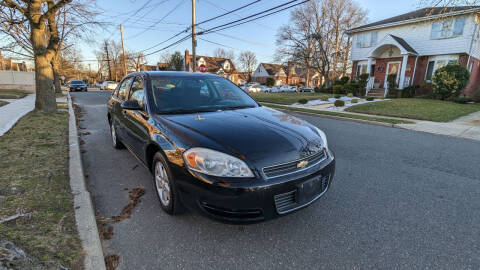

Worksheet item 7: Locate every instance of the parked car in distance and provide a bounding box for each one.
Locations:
[101,81,118,91]
[256,85,272,93]
[69,80,87,92]
[272,85,297,93]
[299,86,314,93]
[107,71,335,223]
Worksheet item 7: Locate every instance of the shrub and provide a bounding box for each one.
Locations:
[402,85,418,98]
[333,85,344,94]
[334,94,341,99]
[340,76,350,85]
[433,64,470,100]
[266,77,275,87]
[334,100,345,107]
[298,98,308,104]
[356,73,369,96]
[451,96,473,104]
[366,97,374,101]
[347,93,353,97]
[387,74,398,90]
[351,98,359,104]
[314,87,322,93]
[320,95,329,101]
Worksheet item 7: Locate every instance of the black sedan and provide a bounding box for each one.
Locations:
[69,80,88,92]
[107,72,335,223]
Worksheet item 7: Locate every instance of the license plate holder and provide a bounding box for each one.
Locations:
[298,175,324,202]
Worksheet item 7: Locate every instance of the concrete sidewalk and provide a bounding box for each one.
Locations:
[0,94,35,136]
[396,111,480,142]
[271,102,480,142]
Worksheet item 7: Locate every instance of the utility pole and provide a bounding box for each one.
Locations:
[119,24,128,77]
[104,41,112,81]
[192,0,197,72]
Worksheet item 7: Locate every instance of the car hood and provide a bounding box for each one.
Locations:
[156,106,324,169]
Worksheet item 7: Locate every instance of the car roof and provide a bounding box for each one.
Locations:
[126,71,224,80]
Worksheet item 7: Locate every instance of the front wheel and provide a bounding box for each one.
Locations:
[153,152,183,215]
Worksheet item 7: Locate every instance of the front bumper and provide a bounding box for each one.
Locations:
[172,152,336,223]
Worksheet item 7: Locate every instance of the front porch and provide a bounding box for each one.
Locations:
[358,35,419,97]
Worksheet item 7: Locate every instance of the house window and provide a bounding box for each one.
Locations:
[356,64,368,76]
[431,17,466,39]
[425,58,459,81]
[356,32,378,48]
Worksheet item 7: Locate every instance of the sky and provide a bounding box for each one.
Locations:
[80,0,421,70]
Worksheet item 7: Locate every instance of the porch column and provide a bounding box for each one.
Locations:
[366,57,373,75]
[398,54,409,89]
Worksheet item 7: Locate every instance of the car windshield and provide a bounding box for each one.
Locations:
[70,80,83,85]
[150,76,258,114]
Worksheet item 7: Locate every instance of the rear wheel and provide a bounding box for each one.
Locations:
[153,152,183,215]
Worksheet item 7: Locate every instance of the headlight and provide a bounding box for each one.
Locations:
[183,148,254,178]
[314,126,329,150]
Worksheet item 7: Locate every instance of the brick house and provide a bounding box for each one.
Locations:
[184,50,245,85]
[252,62,322,86]
[0,52,28,72]
[347,6,480,97]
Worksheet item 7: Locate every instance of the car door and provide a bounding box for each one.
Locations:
[109,77,133,141]
[122,76,151,160]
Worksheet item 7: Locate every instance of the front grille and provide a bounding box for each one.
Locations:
[263,149,327,178]
[274,190,297,213]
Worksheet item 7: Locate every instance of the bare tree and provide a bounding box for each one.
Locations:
[237,51,257,82]
[276,0,366,86]
[0,0,75,112]
[213,47,235,60]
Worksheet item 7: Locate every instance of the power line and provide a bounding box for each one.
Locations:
[197,0,306,36]
[135,0,262,53]
[126,0,186,40]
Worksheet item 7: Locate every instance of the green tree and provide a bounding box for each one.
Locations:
[432,64,470,100]
[266,77,275,87]
[169,51,184,71]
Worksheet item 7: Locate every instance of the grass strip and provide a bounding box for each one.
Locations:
[0,112,82,268]
[263,103,414,125]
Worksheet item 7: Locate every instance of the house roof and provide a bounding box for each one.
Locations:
[390,35,418,54]
[261,63,286,76]
[348,6,480,33]
[186,55,238,73]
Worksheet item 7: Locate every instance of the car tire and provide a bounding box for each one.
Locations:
[153,152,183,215]
[110,121,124,149]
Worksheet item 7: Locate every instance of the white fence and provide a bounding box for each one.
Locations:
[0,70,35,91]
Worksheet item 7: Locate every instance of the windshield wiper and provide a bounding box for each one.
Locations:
[160,108,218,115]
[219,105,256,111]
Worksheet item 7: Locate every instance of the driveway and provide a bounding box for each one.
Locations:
[72,91,480,270]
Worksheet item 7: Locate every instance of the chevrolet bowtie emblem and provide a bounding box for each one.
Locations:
[297,160,309,168]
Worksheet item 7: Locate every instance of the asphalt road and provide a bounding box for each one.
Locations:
[72,90,480,270]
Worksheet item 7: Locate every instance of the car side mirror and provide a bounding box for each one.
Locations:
[121,100,143,110]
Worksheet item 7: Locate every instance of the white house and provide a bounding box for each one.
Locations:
[347,6,480,97]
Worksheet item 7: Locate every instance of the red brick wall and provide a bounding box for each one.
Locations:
[463,56,480,98]
[413,56,429,86]
[372,57,403,88]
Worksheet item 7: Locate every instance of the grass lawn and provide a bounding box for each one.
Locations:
[345,98,480,122]
[0,112,82,268]
[0,89,33,99]
[263,103,414,125]
[251,92,331,105]
[0,100,8,107]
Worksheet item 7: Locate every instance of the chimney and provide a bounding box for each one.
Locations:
[185,49,190,71]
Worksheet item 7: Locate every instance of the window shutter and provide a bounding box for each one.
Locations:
[453,17,466,36]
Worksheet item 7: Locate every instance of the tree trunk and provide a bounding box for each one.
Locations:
[52,56,62,93]
[34,55,57,113]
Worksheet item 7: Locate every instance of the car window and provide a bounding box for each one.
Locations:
[150,77,257,114]
[117,77,133,100]
[128,77,145,107]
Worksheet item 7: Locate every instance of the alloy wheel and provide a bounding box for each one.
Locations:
[155,161,171,207]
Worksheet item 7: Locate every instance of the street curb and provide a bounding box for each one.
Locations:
[272,107,398,128]
[67,93,106,270]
